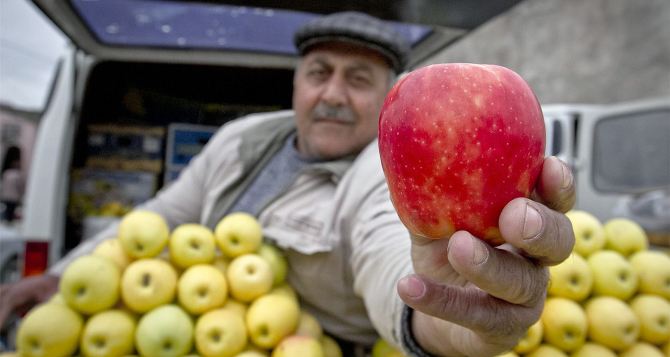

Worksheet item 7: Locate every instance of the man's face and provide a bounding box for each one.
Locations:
[292,42,393,160]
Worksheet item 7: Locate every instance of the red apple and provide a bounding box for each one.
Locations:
[378,63,545,245]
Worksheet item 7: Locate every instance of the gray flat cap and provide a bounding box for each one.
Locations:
[294,12,410,73]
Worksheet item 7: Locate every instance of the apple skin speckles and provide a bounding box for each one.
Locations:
[379,63,545,245]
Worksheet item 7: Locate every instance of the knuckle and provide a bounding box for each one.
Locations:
[435,284,463,316]
[509,263,548,306]
[478,303,521,338]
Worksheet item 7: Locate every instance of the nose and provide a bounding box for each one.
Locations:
[320,75,348,106]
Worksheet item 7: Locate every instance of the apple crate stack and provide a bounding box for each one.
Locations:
[498,210,670,357]
[11,211,343,357]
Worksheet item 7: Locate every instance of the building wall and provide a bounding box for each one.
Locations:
[420,0,670,104]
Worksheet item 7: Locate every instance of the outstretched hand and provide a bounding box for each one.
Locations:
[398,156,576,357]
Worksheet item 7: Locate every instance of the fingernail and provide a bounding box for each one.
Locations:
[523,204,542,240]
[400,276,425,298]
[559,159,573,189]
[471,235,488,265]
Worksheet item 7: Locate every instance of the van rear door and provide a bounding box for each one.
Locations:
[21,47,76,267]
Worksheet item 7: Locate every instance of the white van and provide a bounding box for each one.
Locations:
[542,98,670,245]
[1,1,462,281]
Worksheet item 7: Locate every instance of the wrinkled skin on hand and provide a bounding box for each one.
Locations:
[398,156,576,357]
[0,274,59,331]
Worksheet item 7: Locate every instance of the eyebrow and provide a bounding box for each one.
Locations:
[306,56,376,75]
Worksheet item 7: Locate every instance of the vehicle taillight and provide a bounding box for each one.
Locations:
[22,241,49,277]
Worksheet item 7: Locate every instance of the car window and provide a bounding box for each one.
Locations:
[592,108,670,193]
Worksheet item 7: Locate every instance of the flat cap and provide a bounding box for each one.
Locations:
[294,11,410,73]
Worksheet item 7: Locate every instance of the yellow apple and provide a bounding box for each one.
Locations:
[585,296,639,351]
[565,210,606,257]
[513,319,543,354]
[220,298,248,318]
[118,210,170,259]
[272,335,324,357]
[93,238,132,270]
[195,308,247,357]
[215,212,263,258]
[548,253,593,301]
[246,294,300,349]
[121,258,178,313]
[525,344,568,357]
[80,309,136,357]
[495,352,519,357]
[662,340,670,356]
[177,264,228,315]
[49,293,65,304]
[135,304,193,357]
[16,303,83,357]
[372,338,402,357]
[169,224,216,269]
[569,342,616,357]
[212,254,230,275]
[540,297,587,352]
[629,250,670,299]
[59,254,121,314]
[268,283,298,302]
[603,218,648,257]
[295,310,323,339]
[320,335,343,357]
[257,243,288,286]
[226,254,273,302]
[619,342,665,357]
[587,250,638,300]
[235,348,269,357]
[629,294,670,344]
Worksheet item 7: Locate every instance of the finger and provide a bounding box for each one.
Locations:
[408,233,464,283]
[397,274,539,337]
[446,231,549,305]
[499,198,574,265]
[531,156,575,213]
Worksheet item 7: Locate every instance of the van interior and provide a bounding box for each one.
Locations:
[64,61,294,252]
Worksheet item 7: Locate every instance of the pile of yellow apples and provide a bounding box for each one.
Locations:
[498,211,670,357]
[11,210,343,357]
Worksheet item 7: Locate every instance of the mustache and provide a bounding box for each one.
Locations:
[312,103,356,123]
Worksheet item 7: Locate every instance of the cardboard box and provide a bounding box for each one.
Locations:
[68,169,157,220]
[86,124,165,172]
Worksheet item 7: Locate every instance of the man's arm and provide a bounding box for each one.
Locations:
[399,156,576,356]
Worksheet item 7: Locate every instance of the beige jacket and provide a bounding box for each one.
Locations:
[50,110,413,350]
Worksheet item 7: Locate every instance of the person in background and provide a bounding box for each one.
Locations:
[0,146,25,223]
[0,12,575,357]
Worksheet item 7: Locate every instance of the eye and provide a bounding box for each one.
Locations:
[307,68,328,81]
[350,75,372,87]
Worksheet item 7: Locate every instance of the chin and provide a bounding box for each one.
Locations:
[307,142,358,160]
[299,133,347,159]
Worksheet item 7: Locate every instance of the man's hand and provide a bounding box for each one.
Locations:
[397,156,576,357]
[0,274,59,331]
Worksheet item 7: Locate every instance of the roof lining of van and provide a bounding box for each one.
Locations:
[31,0,523,69]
